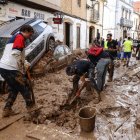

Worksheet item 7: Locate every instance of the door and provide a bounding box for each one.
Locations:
[65,22,71,47]
[123,30,127,39]
[89,27,95,44]
[77,26,80,48]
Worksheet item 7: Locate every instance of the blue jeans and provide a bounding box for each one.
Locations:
[96,59,111,91]
[0,68,33,109]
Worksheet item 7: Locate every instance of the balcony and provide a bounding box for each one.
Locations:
[120,17,133,28]
[90,9,100,23]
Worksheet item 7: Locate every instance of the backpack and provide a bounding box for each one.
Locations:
[88,47,103,56]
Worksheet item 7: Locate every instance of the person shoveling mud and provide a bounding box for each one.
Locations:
[66,60,101,104]
[0,25,39,118]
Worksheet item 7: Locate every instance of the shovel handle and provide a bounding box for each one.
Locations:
[26,70,31,81]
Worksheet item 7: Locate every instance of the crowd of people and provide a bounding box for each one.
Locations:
[66,33,136,104]
[0,23,137,118]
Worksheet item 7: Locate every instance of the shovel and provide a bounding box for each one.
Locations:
[69,74,88,105]
[26,70,35,105]
[69,81,87,105]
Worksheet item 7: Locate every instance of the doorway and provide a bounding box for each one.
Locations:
[123,30,127,39]
[77,26,80,48]
[65,22,71,47]
[89,26,95,44]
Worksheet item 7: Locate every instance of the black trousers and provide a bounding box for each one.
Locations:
[0,68,33,109]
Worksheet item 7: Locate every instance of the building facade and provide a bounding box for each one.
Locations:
[0,0,63,41]
[134,1,140,13]
[132,11,140,40]
[86,0,105,46]
[0,0,105,50]
[103,0,134,40]
[61,0,87,50]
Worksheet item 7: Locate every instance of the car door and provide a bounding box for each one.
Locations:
[25,22,45,67]
[53,46,66,69]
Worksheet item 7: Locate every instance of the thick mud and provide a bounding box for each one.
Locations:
[1,60,140,139]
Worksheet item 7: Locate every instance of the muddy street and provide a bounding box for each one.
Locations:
[0,60,140,140]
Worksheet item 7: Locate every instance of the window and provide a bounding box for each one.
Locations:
[76,26,81,48]
[33,23,44,35]
[122,9,124,18]
[77,0,81,7]
[27,28,38,46]
[125,10,128,19]
[0,37,9,57]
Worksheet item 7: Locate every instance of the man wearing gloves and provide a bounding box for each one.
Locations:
[0,25,35,117]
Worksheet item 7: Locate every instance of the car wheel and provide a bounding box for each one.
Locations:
[47,38,55,51]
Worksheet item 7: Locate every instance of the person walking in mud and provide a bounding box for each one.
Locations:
[66,60,101,104]
[123,37,134,67]
[0,25,36,117]
[105,33,118,82]
[87,41,114,91]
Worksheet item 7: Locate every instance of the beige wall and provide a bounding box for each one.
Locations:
[61,0,87,20]
[44,0,61,7]
[28,0,61,10]
[87,0,104,26]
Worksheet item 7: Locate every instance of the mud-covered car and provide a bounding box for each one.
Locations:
[45,45,76,72]
[0,18,55,93]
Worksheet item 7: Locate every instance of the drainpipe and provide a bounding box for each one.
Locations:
[86,1,88,48]
[102,1,105,37]
[114,0,118,39]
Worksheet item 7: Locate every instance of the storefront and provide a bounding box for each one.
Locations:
[0,2,64,41]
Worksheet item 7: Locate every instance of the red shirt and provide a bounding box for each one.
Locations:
[12,34,25,51]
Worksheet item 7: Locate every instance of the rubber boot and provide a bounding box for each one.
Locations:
[108,62,114,82]
[123,59,127,67]
[91,88,101,104]
[2,108,19,118]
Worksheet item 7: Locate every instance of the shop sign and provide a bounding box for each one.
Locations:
[9,8,18,14]
[53,18,62,24]
[21,9,31,17]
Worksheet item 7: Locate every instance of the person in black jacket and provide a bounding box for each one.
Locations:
[66,60,100,104]
[87,48,114,90]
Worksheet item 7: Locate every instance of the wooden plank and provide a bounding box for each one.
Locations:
[0,106,43,131]
[0,114,23,131]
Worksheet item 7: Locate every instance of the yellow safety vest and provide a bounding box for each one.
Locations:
[123,40,133,52]
[104,41,108,49]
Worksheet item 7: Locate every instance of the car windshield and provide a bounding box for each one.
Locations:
[0,37,9,57]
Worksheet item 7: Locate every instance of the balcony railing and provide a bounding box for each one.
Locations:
[120,17,133,28]
[90,9,100,23]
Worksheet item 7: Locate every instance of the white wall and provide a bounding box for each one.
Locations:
[44,0,61,7]
[103,0,117,39]
[64,15,87,50]
[132,12,140,39]
[103,0,134,40]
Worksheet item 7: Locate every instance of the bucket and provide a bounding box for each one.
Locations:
[79,106,96,132]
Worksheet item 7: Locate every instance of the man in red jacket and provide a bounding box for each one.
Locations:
[0,25,35,117]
